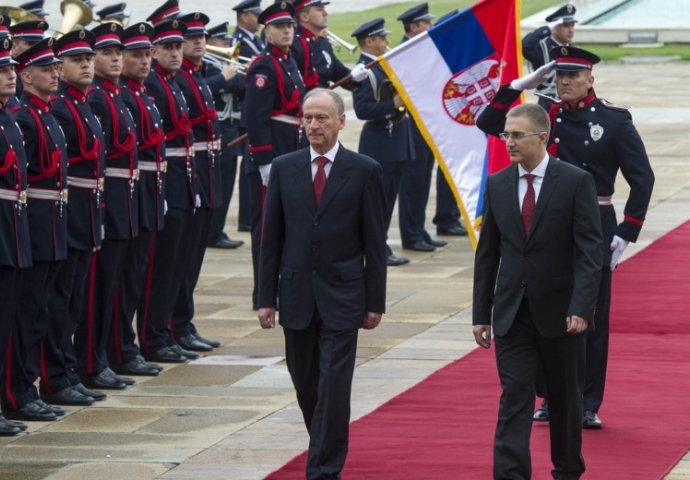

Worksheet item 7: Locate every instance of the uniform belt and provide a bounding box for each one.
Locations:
[271,114,301,126]
[0,188,27,203]
[597,195,613,206]
[26,187,67,203]
[139,161,167,173]
[193,140,221,151]
[68,176,105,190]
[165,146,194,157]
[105,167,140,180]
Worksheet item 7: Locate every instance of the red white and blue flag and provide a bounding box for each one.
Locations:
[379,0,522,246]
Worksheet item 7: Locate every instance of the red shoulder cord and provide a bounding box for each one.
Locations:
[100,89,136,177]
[268,54,302,117]
[177,66,217,146]
[61,98,102,178]
[297,35,318,90]
[0,124,21,191]
[155,71,192,144]
[125,82,164,166]
[25,108,63,185]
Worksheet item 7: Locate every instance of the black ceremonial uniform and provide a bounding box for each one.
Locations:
[521,27,561,101]
[110,75,166,369]
[172,55,222,340]
[76,73,139,378]
[352,52,414,255]
[291,24,352,91]
[477,83,655,415]
[244,44,305,307]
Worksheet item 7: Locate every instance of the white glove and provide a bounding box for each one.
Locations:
[164,199,168,215]
[547,18,565,31]
[195,194,201,208]
[350,63,368,82]
[259,164,271,186]
[510,60,556,91]
[609,234,629,270]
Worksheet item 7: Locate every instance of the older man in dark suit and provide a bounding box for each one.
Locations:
[258,88,387,480]
[473,103,602,479]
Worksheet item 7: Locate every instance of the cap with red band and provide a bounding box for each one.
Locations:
[178,12,209,37]
[152,19,187,45]
[147,0,181,27]
[53,29,95,58]
[0,38,17,67]
[123,22,153,50]
[91,22,124,49]
[550,46,600,72]
[10,20,49,44]
[15,37,60,72]
[258,2,296,26]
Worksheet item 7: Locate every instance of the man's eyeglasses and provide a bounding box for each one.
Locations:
[498,131,544,141]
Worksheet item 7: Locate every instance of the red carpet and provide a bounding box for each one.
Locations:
[268,221,690,479]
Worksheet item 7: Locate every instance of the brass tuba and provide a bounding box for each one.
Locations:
[55,0,94,37]
[0,6,39,25]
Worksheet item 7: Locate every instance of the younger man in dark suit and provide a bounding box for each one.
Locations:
[473,103,602,479]
[258,89,387,480]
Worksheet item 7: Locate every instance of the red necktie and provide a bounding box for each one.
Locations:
[313,156,328,206]
[521,173,536,234]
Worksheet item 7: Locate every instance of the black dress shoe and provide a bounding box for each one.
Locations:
[193,332,220,348]
[403,241,436,252]
[177,333,213,352]
[426,238,448,247]
[237,224,251,232]
[208,235,244,249]
[533,403,549,422]
[583,410,603,429]
[145,346,187,363]
[437,224,468,236]
[170,343,199,360]
[41,386,94,406]
[386,254,410,266]
[81,369,127,390]
[113,356,161,376]
[36,400,65,417]
[71,383,107,401]
[4,418,27,431]
[5,400,57,421]
[0,416,21,436]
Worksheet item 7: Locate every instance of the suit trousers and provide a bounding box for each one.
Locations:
[4,261,61,410]
[284,311,359,480]
[398,145,434,246]
[246,169,262,308]
[494,299,586,480]
[41,248,92,394]
[109,229,155,367]
[433,166,462,229]
[238,155,252,229]
[172,206,214,337]
[208,152,238,240]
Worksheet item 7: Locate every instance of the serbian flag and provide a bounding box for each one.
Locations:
[379,0,522,247]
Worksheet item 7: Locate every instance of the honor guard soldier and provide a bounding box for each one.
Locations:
[351,18,414,266]
[18,0,49,20]
[139,18,199,364]
[477,46,655,429]
[4,39,74,422]
[96,2,129,26]
[8,20,49,103]
[522,4,577,109]
[232,0,264,235]
[291,0,367,92]
[394,3,447,253]
[205,22,245,250]
[171,12,223,351]
[109,22,164,377]
[41,30,109,400]
[0,38,32,435]
[245,1,305,309]
[71,22,139,389]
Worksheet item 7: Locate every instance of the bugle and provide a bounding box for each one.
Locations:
[326,31,357,55]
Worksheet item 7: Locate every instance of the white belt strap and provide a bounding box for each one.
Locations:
[597,195,613,206]
[271,114,301,126]
[106,167,140,180]
[193,140,221,151]
[139,161,167,173]
[165,146,194,157]
[68,176,105,190]
[0,188,26,203]
[26,188,68,203]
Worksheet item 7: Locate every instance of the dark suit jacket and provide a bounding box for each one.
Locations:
[258,144,387,331]
[473,158,603,338]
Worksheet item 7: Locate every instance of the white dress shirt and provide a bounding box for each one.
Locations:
[517,154,550,210]
[310,142,339,180]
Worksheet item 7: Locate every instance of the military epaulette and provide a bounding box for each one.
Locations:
[534,92,558,104]
[600,98,630,111]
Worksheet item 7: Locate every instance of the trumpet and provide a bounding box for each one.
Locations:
[326,31,357,55]
[205,44,249,74]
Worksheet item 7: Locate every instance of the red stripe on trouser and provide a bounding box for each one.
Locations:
[140,232,157,352]
[39,340,52,394]
[113,284,122,364]
[4,334,17,410]
[86,251,98,374]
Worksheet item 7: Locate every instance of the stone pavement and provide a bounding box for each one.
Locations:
[1,61,689,480]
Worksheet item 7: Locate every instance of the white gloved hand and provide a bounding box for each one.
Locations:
[510,60,556,91]
[164,199,168,215]
[259,164,271,186]
[547,18,565,31]
[195,194,201,208]
[609,234,629,270]
[350,63,369,82]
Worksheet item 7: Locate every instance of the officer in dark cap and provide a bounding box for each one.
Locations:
[18,1,49,20]
[522,3,577,108]
[244,0,305,309]
[0,37,32,434]
[477,45,655,430]
[232,0,265,234]
[138,18,200,364]
[96,2,130,26]
[110,21,165,377]
[42,29,109,399]
[146,0,181,27]
[351,18,413,266]
[394,3,448,253]
[205,22,245,250]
